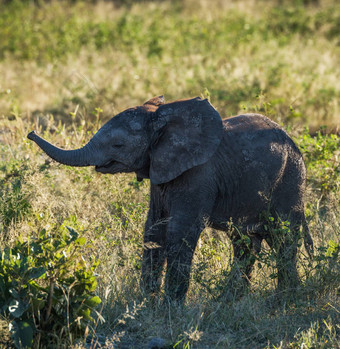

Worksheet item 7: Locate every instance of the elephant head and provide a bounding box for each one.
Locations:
[28,96,223,184]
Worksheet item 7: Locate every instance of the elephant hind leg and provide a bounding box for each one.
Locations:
[231,234,263,284]
[302,214,313,260]
[218,233,263,301]
[265,213,302,291]
[275,237,299,290]
[268,154,308,289]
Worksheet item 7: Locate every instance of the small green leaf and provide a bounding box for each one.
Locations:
[242,235,251,245]
[9,320,34,349]
[75,237,86,246]
[326,240,340,258]
[38,229,47,240]
[66,227,78,241]
[79,307,93,321]
[28,267,46,280]
[30,242,42,254]
[85,296,101,308]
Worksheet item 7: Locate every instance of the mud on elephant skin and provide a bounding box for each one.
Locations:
[28,96,313,301]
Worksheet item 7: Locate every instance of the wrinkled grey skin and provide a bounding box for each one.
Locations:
[28,96,313,301]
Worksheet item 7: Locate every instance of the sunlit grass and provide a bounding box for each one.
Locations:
[0,0,339,129]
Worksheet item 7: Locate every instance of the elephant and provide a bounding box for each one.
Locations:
[27,96,313,301]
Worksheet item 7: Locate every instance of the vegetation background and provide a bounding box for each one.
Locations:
[0,0,339,347]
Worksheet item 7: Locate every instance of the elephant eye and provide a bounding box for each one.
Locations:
[112,143,124,148]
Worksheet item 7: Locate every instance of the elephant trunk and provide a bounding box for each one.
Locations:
[27,131,100,167]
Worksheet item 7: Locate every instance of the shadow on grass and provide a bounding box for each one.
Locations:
[98,278,338,348]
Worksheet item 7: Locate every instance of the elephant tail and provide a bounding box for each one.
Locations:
[303,218,314,260]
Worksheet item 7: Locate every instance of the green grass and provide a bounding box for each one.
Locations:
[0,0,339,348]
[1,0,339,128]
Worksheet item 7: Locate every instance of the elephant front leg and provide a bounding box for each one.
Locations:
[164,220,203,302]
[141,215,167,297]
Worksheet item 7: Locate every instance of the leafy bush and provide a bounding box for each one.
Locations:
[297,129,340,196]
[311,240,340,295]
[0,226,102,348]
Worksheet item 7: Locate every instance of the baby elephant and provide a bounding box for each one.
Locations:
[28,96,312,301]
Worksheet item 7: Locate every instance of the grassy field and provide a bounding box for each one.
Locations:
[0,0,339,348]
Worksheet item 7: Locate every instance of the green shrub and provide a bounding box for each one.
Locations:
[0,226,102,348]
[311,240,340,295]
[297,129,340,196]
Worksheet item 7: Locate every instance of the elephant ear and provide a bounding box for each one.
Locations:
[150,97,223,184]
